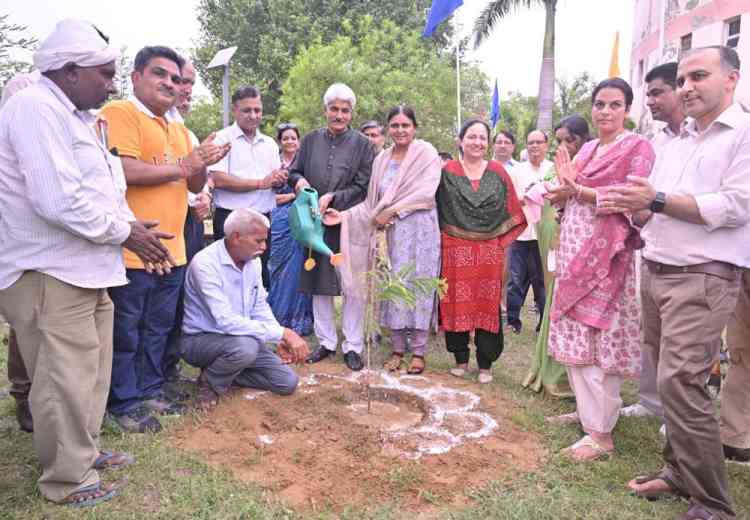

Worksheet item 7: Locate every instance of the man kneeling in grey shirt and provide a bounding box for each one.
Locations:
[181,208,309,408]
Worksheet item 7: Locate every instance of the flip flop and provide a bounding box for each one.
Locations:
[562,435,613,461]
[59,480,123,508]
[406,355,425,375]
[93,451,135,471]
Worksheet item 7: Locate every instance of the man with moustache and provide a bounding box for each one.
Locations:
[101,46,229,432]
[605,46,750,520]
[620,61,684,422]
[360,120,385,154]
[493,130,519,170]
[0,20,174,506]
[288,83,374,371]
[505,129,551,334]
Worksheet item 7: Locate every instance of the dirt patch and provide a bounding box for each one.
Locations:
[171,363,544,513]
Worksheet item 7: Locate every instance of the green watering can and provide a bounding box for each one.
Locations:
[289,187,343,270]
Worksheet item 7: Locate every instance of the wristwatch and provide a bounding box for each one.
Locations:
[650,191,666,213]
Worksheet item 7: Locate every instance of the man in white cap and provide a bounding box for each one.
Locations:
[0,19,175,507]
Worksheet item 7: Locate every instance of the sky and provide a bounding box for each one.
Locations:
[1,0,634,101]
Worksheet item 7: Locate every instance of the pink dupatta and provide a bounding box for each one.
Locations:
[551,133,654,329]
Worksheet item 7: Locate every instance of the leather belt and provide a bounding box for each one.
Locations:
[644,259,740,281]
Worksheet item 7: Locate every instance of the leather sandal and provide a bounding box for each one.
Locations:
[628,470,688,501]
[406,355,425,375]
[93,451,134,471]
[383,352,404,372]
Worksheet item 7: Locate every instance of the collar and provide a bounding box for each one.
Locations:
[228,122,266,144]
[128,95,166,120]
[39,76,99,123]
[166,106,184,124]
[217,239,243,272]
[325,127,351,141]
[681,102,746,137]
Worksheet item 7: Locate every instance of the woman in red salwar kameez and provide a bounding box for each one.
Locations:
[437,119,526,384]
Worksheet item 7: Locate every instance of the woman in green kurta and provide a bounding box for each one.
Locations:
[521,115,591,397]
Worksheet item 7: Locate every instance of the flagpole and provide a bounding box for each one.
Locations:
[455,17,462,132]
[658,0,665,63]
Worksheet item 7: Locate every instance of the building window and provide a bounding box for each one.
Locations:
[726,17,741,48]
[680,33,692,55]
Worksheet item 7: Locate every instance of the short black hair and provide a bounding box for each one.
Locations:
[133,46,184,73]
[359,120,382,133]
[231,85,261,105]
[438,152,453,161]
[645,62,678,88]
[682,45,741,72]
[386,105,418,128]
[494,130,515,145]
[458,118,490,140]
[554,114,591,143]
[592,77,634,110]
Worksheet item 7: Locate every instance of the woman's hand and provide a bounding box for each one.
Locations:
[545,175,577,205]
[554,146,577,185]
[322,208,342,226]
[374,211,393,228]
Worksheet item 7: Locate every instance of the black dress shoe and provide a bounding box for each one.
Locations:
[15,399,33,433]
[724,444,750,463]
[306,346,334,364]
[344,351,364,371]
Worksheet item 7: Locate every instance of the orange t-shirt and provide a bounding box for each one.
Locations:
[101,100,192,269]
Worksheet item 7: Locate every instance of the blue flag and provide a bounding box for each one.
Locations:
[422,0,464,37]
[490,80,500,129]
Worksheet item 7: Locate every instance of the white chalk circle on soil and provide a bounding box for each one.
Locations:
[298,369,499,459]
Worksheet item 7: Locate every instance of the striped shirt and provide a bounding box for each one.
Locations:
[0,76,134,290]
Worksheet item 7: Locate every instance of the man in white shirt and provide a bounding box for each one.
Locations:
[620,61,684,421]
[210,86,287,287]
[505,129,551,334]
[0,19,174,507]
[181,209,309,408]
[605,46,749,520]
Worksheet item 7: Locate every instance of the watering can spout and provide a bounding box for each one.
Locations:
[289,187,343,269]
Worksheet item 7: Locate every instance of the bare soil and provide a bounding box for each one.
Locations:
[171,361,545,514]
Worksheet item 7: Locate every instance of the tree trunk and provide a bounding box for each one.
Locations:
[535,0,556,132]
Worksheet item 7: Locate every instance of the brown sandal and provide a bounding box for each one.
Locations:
[383,352,404,372]
[407,355,425,375]
[59,480,123,508]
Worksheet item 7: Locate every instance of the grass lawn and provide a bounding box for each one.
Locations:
[1,311,748,519]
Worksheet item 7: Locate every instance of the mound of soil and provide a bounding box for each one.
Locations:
[171,363,544,513]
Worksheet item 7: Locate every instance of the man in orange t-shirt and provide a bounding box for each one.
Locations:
[101,45,228,433]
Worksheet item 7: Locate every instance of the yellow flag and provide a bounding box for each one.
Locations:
[609,31,621,78]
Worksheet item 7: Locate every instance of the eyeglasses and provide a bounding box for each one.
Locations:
[277,123,297,131]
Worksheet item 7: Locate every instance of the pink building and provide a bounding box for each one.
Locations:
[630,0,749,132]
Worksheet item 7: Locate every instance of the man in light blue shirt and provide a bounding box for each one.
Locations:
[181,208,309,407]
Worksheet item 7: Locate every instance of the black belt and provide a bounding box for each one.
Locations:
[644,259,740,281]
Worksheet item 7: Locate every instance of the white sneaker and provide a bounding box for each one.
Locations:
[449,367,466,378]
[620,403,656,417]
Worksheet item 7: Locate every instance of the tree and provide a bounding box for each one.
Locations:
[472,0,557,132]
[193,0,450,121]
[0,14,37,93]
[185,96,224,142]
[112,46,133,100]
[278,18,489,153]
[556,72,595,119]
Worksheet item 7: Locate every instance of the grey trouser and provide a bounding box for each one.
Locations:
[180,333,298,396]
[721,269,750,450]
[642,265,739,519]
[7,328,31,402]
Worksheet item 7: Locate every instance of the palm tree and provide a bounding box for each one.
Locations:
[472,0,558,132]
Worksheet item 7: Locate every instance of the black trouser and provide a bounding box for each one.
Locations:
[163,208,206,378]
[214,206,271,288]
[445,327,504,370]
[506,239,546,328]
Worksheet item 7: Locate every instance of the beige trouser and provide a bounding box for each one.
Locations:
[0,272,113,502]
[642,265,739,519]
[721,269,750,450]
[567,365,623,435]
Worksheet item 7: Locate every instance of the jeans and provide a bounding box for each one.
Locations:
[108,266,185,415]
[506,240,545,328]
